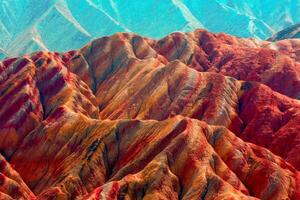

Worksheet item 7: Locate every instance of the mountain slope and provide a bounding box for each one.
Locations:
[0,29,300,199]
[1,0,300,58]
[268,23,300,41]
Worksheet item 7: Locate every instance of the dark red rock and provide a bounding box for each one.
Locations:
[0,30,299,199]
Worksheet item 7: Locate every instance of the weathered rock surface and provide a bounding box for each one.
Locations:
[0,154,35,199]
[12,116,300,199]
[0,29,299,199]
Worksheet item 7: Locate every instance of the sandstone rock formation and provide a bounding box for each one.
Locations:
[0,29,299,199]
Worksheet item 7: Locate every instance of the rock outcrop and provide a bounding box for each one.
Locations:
[0,29,299,199]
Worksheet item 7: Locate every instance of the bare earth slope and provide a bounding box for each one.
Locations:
[0,29,300,199]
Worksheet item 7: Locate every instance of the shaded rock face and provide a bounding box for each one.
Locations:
[0,29,300,199]
[268,24,300,41]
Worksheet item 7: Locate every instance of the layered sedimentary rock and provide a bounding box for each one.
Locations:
[11,116,300,199]
[0,29,300,199]
[262,39,300,63]
[0,154,35,199]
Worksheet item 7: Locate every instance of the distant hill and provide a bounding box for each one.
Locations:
[1,0,300,58]
[268,23,300,41]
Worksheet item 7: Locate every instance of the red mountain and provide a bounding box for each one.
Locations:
[0,29,299,199]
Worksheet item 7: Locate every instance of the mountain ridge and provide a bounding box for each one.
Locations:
[0,29,300,199]
[1,0,300,59]
[268,23,300,41]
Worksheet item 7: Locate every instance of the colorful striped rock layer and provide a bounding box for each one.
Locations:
[0,29,300,199]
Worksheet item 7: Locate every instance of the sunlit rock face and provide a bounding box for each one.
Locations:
[0,29,300,199]
[1,0,300,59]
